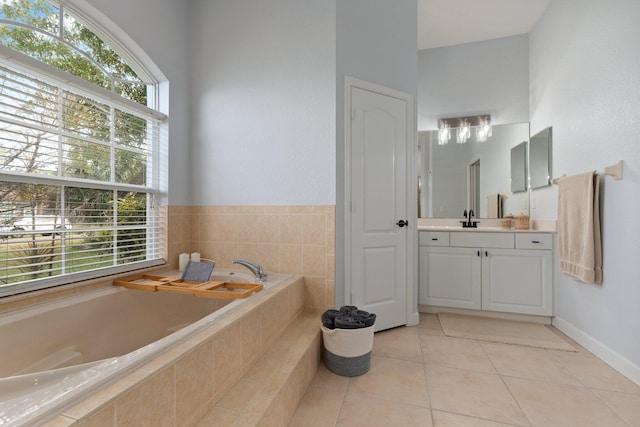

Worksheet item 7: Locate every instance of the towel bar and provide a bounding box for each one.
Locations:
[552,160,623,184]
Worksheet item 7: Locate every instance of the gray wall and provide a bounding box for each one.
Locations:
[189,0,336,206]
[335,0,418,306]
[530,0,640,378]
[87,0,192,206]
[418,34,530,130]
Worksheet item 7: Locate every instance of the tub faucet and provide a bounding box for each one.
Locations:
[232,259,267,282]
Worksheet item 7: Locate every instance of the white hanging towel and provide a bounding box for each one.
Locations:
[557,171,602,283]
[486,194,500,219]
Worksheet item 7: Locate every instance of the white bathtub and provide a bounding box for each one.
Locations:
[0,269,289,426]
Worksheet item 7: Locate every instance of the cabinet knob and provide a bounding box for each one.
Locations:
[477,250,480,257]
[485,251,488,257]
[432,238,438,241]
[532,240,540,244]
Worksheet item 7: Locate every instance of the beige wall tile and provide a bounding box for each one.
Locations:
[241,309,262,373]
[257,243,280,273]
[279,244,303,275]
[290,206,314,214]
[214,322,243,396]
[326,228,335,256]
[115,367,175,427]
[279,215,303,244]
[260,391,285,427]
[283,353,311,423]
[236,214,258,243]
[175,342,214,424]
[302,215,326,245]
[75,404,114,427]
[236,243,258,264]
[39,416,76,427]
[260,296,282,350]
[302,245,326,278]
[178,204,336,309]
[324,280,335,309]
[195,406,240,427]
[257,215,280,244]
[303,277,326,311]
[326,254,335,279]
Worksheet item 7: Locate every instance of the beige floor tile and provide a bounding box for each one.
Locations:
[432,410,520,426]
[425,365,528,426]
[504,376,628,427]
[373,326,423,362]
[288,383,344,427]
[593,389,640,426]
[336,393,433,427]
[347,355,429,407]
[196,406,241,427]
[422,335,496,373]
[481,342,581,385]
[418,313,445,334]
[550,350,640,394]
[310,363,349,391]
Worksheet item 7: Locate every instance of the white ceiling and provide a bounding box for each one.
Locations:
[418,0,552,50]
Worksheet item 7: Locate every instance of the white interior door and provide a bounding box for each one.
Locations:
[346,80,411,331]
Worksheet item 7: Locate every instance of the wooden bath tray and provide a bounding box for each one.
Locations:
[113,274,263,299]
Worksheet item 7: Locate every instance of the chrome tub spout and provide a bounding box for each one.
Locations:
[232,259,267,282]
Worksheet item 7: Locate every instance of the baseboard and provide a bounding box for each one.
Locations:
[406,311,419,327]
[552,316,640,387]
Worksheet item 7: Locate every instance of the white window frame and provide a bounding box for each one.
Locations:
[0,2,168,297]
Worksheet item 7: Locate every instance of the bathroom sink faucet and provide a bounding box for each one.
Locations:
[232,259,267,282]
[461,209,479,228]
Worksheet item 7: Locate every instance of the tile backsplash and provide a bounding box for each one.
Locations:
[166,205,335,311]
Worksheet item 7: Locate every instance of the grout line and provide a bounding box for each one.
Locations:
[332,373,350,427]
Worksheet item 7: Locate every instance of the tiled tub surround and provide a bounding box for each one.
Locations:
[170,205,336,312]
[5,273,309,427]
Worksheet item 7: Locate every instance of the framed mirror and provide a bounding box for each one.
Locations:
[529,127,552,189]
[510,141,528,193]
[418,122,530,219]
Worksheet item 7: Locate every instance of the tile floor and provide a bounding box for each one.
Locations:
[289,314,640,427]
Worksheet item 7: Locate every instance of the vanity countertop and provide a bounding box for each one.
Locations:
[417,218,556,233]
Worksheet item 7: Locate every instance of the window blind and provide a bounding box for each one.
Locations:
[0,61,166,296]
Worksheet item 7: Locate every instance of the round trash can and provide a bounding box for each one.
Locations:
[321,324,374,376]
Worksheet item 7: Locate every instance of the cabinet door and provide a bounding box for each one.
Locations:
[419,246,481,309]
[481,249,553,316]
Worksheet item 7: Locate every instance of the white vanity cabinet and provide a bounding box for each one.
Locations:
[419,231,553,316]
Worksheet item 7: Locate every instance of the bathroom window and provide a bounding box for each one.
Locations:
[0,1,166,296]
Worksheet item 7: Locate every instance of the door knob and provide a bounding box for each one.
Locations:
[396,220,408,228]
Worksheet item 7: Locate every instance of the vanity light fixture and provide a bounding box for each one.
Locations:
[476,116,492,142]
[437,115,492,144]
[438,121,451,145]
[457,119,471,144]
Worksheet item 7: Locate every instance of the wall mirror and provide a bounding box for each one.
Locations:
[529,127,552,189]
[418,122,530,219]
[510,141,528,193]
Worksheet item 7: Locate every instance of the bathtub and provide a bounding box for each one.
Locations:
[0,269,290,426]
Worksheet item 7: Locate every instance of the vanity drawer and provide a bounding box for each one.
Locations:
[419,231,450,246]
[516,233,553,250]
[450,232,514,249]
